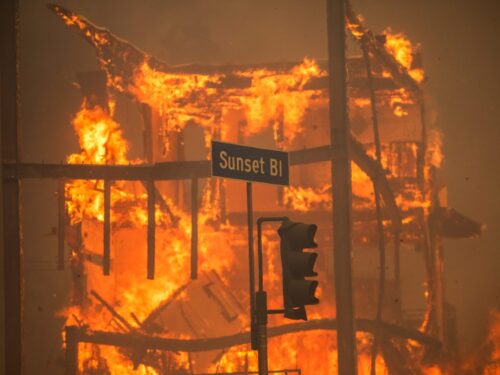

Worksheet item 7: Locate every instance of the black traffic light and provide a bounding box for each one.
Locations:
[278,221,319,320]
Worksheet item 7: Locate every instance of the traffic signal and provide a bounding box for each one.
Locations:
[278,221,319,320]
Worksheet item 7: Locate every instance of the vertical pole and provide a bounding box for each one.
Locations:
[429,167,445,344]
[141,104,154,163]
[58,179,66,270]
[256,290,268,375]
[103,179,111,275]
[1,0,22,373]
[326,0,358,374]
[191,178,198,280]
[362,43,387,375]
[256,219,269,375]
[147,179,156,279]
[247,182,257,350]
[65,326,79,375]
[393,229,402,320]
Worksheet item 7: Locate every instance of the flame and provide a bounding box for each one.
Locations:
[238,58,324,146]
[389,88,413,117]
[55,8,443,373]
[384,28,424,84]
[426,129,444,169]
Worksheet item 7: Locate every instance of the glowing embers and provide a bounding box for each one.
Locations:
[131,61,223,134]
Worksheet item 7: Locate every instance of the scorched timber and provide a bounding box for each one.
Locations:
[65,318,440,353]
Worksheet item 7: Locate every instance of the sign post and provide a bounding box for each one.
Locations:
[211,140,289,375]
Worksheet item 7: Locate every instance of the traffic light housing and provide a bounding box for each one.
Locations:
[278,221,319,320]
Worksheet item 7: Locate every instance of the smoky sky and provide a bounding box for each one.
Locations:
[7,0,500,372]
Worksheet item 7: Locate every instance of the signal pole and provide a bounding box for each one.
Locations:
[326,0,358,374]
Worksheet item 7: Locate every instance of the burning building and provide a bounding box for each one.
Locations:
[1,1,496,375]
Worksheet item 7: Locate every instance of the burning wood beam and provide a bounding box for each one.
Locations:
[345,1,422,95]
[46,3,408,95]
[90,290,135,332]
[147,179,156,279]
[103,179,111,275]
[63,318,440,354]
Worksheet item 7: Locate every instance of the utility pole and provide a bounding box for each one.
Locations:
[1,0,23,374]
[326,0,358,374]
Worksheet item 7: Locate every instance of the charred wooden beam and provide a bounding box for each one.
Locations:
[147,179,156,279]
[362,37,388,375]
[345,2,422,95]
[63,318,440,353]
[140,181,180,226]
[190,178,199,280]
[140,104,154,163]
[103,179,111,275]
[58,179,66,270]
[90,290,135,332]
[65,326,79,375]
[2,161,211,180]
[380,337,416,375]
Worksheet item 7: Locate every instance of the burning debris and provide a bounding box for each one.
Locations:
[35,2,486,375]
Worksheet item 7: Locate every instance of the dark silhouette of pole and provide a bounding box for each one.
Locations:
[1,0,22,373]
[326,0,358,374]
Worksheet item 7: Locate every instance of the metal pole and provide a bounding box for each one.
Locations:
[1,0,22,373]
[191,177,198,280]
[247,182,257,350]
[255,217,289,375]
[255,290,268,375]
[326,0,358,374]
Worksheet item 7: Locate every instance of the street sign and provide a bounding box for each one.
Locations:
[211,140,289,186]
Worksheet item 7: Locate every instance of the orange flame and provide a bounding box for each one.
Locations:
[384,28,424,84]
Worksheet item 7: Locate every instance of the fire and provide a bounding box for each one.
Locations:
[238,58,324,146]
[67,100,127,166]
[283,185,331,212]
[131,61,223,135]
[52,6,448,374]
[389,88,414,117]
[62,99,240,373]
[383,28,425,84]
